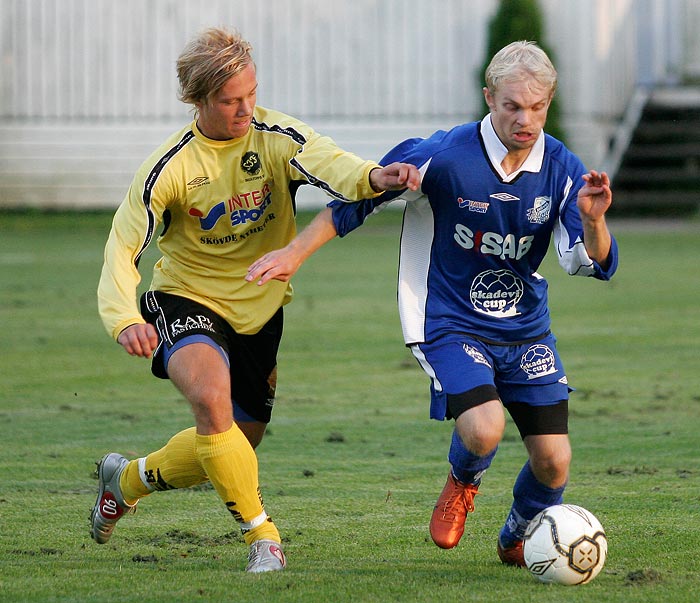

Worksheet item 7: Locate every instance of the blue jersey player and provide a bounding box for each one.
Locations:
[247,41,618,567]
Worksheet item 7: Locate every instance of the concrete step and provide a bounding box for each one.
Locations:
[647,86,700,109]
[613,189,700,208]
[633,121,700,142]
[613,86,700,212]
[621,142,700,162]
[615,166,700,187]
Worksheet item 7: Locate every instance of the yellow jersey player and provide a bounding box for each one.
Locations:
[92,26,419,573]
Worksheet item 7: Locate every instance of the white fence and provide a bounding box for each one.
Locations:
[1,0,493,120]
[0,0,698,208]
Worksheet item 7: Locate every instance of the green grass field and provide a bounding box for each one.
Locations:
[1,210,698,602]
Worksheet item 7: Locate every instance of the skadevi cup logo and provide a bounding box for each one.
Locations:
[520,344,557,379]
[469,269,524,317]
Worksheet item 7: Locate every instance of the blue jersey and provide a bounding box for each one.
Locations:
[330,116,618,345]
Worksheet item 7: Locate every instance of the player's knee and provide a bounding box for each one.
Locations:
[467,433,501,457]
[531,450,571,488]
[188,389,233,431]
[454,403,505,456]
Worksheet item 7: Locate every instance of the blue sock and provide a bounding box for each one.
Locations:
[499,461,565,547]
[447,429,496,486]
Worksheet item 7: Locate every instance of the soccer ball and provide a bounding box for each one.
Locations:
[523,504,607,585]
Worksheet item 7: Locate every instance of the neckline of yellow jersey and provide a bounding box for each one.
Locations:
[191,120,250,146]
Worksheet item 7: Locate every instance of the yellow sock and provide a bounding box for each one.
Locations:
[119,427,209,504]
[195,424,280,545]
[119,460,150,505]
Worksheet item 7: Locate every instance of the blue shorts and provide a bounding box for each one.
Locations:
[411,333,570,420]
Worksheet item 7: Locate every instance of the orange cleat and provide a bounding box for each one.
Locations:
[497,539,526,567]
[429,473,479,549]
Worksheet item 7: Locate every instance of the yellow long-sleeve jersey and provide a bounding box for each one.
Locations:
[98,106,381,339]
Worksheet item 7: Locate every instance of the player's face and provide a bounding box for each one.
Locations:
[196,63,258,140]
[484,78,552,153]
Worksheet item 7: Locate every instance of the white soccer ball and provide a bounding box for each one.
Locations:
[523,504,607,585]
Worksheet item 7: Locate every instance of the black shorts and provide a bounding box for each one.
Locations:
[506,400,569,438]
[446,389,568,438]
[140,291,283,424]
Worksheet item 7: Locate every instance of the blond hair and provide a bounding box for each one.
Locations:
[485,41,557,96]
[177,27,254,105]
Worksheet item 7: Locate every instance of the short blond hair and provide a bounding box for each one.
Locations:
[177,27,254,105]
[485,41,557,96]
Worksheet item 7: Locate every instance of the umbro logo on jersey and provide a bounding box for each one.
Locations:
[187,176,210,189]
[490,192,520,202]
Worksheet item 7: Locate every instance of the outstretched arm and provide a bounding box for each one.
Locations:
[577,170,613,267]
[247,161,420,286]
[246,207,337,285]
[369,162,421,192]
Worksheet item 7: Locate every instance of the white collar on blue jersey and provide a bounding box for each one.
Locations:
[480,114,545,182]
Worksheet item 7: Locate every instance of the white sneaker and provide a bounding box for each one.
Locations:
[246,539,287,573]
[90,453,137,544]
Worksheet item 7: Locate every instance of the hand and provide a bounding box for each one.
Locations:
[246,246,302,286]
[117,323,159,358]
[369,162,421,192]
[577,170,612,222]
[247,207,338,286]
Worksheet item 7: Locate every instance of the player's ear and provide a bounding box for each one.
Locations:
[483,87,495,111]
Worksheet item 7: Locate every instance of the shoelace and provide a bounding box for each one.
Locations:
[441,483,478,513]
[463,486,478,513]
